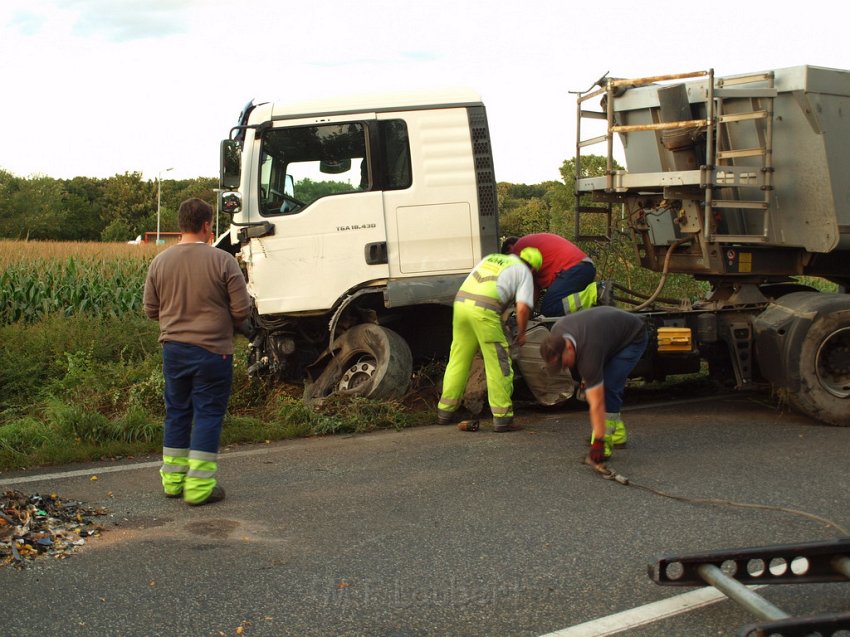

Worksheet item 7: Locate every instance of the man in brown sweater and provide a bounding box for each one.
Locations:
[144,198,252,505]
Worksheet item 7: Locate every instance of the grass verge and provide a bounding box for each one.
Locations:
[0,315,440,472]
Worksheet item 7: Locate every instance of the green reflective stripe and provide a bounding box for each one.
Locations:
[161,454,188,494]
[184,457,218,503]
[470,271,499,283]
[455,290,501,312]
[162,447,189,457]
[161,453,189,478]
[458,254,521,312]
[437,396,461,412]
[188,450,218,462]
[491,406,512,417]
[584,281,598,306]
[184,477,216,504]
[161,464,188,474]
[187,458,218,480]
[564,282,599,314]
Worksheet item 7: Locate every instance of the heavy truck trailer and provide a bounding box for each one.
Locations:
[215,66,849,426]
[572,66,850,425]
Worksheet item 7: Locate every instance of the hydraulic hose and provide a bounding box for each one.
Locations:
[584,458,850,536]
[628,234,694,312]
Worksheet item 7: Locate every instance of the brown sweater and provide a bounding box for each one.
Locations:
[143,243,252,355]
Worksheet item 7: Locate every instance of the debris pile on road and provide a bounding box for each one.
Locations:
[0,489,108,568]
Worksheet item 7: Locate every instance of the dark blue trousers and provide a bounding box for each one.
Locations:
[540,261,597,316]
[162,342,233,454]
[602,333,648,413]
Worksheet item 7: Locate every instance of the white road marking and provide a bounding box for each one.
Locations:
[538,584,765,637]
[0,460,161,485]
[0,444,291,486]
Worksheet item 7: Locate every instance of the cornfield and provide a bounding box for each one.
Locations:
[0,240,163,325]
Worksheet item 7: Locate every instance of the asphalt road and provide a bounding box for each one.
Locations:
[1,390,848,636]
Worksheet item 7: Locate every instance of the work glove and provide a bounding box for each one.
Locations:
[589,439,607,464]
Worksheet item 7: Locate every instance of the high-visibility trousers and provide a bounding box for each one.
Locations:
[563,280,599,314]
[437,299,514,423]
[160,448,219,504]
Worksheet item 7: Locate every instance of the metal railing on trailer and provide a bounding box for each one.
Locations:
[574,69,777,245]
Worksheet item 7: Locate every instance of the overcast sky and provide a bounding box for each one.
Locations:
[2,0,849,185]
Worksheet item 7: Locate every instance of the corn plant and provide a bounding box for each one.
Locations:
[1,242,155,325]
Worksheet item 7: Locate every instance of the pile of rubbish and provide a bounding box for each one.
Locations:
[0,489,108,568]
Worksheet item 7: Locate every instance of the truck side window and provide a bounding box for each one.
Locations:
[379,120,411,190]
[259,122,367,216]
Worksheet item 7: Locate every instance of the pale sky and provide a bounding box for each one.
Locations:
[2,0,849,185]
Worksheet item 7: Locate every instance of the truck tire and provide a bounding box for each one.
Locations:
[304,324,413,403]
[790,308,850,427]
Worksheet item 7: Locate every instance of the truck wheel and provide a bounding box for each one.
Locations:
[304,324,412,403]
[790,309,850,427]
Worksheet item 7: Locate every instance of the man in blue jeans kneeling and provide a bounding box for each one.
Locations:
[540,306,648,466]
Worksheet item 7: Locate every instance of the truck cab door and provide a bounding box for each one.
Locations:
[243,116,390,315]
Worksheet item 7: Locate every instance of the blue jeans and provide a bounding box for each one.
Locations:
[162,342,233,454]
[540,261,597,316]
[603,333,648,413]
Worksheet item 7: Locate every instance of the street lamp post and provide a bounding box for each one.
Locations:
[156,167,174,244]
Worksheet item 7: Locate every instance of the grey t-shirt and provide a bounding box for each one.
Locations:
[549,306,646,389]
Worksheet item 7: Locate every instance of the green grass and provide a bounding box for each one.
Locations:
[0,314,437,472]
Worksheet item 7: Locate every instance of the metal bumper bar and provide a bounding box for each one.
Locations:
[649,538,850,636]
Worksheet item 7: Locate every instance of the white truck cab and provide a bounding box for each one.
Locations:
[217,90,499,401]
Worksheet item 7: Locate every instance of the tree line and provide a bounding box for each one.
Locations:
[0,157,610,243]
[0,169,219,242]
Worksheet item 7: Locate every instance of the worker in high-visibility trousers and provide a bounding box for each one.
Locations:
[501,233,596,316]
[437,248,541,432]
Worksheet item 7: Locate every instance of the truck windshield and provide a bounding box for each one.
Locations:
[259,122,367,215]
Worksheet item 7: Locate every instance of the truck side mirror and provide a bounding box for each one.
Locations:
[220,139,242,189]
[219,191,242,216]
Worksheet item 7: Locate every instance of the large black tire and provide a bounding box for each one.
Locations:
[790,308,850,427]
[304,324,412,404]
